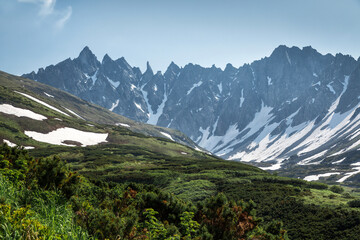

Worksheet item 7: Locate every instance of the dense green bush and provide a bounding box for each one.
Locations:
[330,185,345,194]
[348,199,360,208]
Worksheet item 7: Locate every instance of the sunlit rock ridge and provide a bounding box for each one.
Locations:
[24,45,360,171]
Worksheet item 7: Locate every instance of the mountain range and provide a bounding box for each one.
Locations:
[23,45,360,183]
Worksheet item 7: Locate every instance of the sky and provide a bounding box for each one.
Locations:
[1,0,360,75]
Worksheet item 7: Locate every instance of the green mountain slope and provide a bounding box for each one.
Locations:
[1,70,360,239]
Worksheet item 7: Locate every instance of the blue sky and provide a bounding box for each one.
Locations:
[1,0,359,75]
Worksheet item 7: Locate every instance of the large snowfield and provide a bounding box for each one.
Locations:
[25,127,108,147]
[0,104,47,121]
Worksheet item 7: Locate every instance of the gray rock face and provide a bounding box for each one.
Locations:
[24,45,360,180]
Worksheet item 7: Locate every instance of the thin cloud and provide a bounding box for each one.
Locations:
[39,0,56,16]
[18,0,55,16]
[55,6,72,30]
[18,0,72,31]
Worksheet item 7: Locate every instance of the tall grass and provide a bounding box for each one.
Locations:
[0,174,94,239]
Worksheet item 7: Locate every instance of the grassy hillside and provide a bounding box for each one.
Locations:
[0,70,197,148]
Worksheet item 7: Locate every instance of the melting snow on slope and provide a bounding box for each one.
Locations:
[337,163,360,183]
[3,139,34,149]
[109,99,120,111]
[43,92,54,98]
[291,76,351,155]
[141,83,168,125]
[217,82,223,94]
[227,76,354,168]
[327,83,336,94]
[131,84,136,91]
[267,76,273,85]
[24,127,108,147]
[116,123,130,127]
[215,104,275,156]
[64,107,85,120]
[15,91,70,117]
[239,89,245,108]
[226,108,314,169]
[3,139,16,147]
[107,77,120,88]
[304,172,340,181]
[160,132,174,141]
[332,158,346,164]
[0,104,47,121]
[148,88,168,125]
[285,51,291,65]
[298,150,328,165]
[134,102,145,113]
[90,70,98,87]
[187,81,203,95]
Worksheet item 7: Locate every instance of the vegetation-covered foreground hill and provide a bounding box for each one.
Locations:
[0,70,360,239]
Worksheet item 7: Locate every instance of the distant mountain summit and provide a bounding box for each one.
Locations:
[24,46,360,182]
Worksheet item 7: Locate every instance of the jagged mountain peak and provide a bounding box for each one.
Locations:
[167,61,180,71]
[76,46,99,74]
[145,61,153,75]
[115,57,132,71]
[102,53,113,63]
[78,46,94,58]
[224,63,236,72]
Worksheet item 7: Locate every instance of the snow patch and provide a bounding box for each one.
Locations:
[109,99,120,111]
[15,91,70,117]
[304,172,340,181]
[0,104,47,121]
[285,51,291,65]
[3,139,34,149]
[143,84,168,125]
[64,107,85,120]
[327,83,336,94]
[217,82,223,93]
[107,77,120,88]
[187,81,203,95]
[313,73,318,77]
[298,150,328,165]
[267,76,273,85]
[24,127,108,147]
[116,123,130,128]
[3,139,16,147]
[337,166,360,182]
[160,132,174,141]
[90,70,98,86]
[332,158,346,164]
[239,89,245,108]
[259,160,284,171]
[43,92,54,98]
[134,102,145,113]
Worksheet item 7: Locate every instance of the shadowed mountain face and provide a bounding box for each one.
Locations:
[24,45,360,181]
